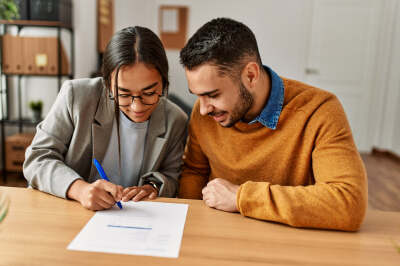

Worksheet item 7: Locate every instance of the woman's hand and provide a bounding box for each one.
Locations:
[122,185,158,202]
[67,179,124,211]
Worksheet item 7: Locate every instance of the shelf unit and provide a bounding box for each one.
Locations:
[0,20,74,182]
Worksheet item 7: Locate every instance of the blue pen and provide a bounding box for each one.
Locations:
[93,159,123,209]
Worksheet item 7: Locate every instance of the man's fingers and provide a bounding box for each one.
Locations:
[204,198,217,208]
[202,190,209,201]
[207,178,225,186]
[207,178,220,185]
[202,185,210,196]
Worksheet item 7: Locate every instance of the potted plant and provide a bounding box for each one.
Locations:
[0,191,10,226]
[29,100,43,122]
[0,0,20,20]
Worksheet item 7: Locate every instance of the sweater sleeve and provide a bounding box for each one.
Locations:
[178,101,210,199]
[237,95,368,231]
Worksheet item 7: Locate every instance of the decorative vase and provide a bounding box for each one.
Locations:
[31,110,42,123]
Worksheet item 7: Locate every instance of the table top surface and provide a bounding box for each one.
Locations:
[1,186,400,265]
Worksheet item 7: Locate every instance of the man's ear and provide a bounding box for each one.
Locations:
[242,62,260,88]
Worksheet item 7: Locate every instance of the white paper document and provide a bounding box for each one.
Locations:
[68,201,189,258]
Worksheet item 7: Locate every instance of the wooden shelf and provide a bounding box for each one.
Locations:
[0,20,74,182]
[2,73,73,78]
[0,20,72,29]
[0,119,40,126]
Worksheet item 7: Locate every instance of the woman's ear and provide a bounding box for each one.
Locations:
[108,84,115,99]
[242,62,260,88]
[109,68,119,97]
[109,91,115,100]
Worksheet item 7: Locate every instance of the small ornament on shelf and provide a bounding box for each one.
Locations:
[28,99,43,122]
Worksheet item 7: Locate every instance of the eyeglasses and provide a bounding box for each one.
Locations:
[110,91,164,106]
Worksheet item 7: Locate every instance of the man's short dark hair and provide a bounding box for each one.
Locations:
[180,17,262,82]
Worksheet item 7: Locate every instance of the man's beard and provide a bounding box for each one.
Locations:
[215,82,254,128]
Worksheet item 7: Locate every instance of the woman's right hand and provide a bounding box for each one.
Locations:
[67,179,124,211]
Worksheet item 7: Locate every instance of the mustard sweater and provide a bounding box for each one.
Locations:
[178,77,368,231]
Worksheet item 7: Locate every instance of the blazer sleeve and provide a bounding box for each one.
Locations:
[23,80,84,198]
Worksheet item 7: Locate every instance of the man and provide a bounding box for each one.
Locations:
[178,18,367,231]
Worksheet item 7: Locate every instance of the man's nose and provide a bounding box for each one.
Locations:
[199,97,212,116]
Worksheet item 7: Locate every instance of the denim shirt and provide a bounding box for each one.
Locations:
[246,65,284,130]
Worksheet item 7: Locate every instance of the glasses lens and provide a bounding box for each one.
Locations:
[141,93,160,105]
[118,95,132,106]
[117,92,162,106]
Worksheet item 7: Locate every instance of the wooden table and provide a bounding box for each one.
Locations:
[0,186,399,265]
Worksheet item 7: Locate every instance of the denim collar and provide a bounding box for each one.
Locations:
[246,65,284,129]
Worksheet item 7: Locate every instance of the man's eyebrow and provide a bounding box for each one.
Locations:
[188,88,219,96]
[118,82,159,93]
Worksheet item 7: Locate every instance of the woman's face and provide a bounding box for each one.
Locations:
[110,63,164,123]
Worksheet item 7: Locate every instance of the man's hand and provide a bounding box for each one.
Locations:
[202,178,239,212]
[67,179,124,211]
[122,185,158,202]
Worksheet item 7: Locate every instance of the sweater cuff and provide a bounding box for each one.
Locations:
[237,181,270,218]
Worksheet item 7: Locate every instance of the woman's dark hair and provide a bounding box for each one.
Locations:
[180,18,262,83]
[102,26,169,96]
[101,26,168,170]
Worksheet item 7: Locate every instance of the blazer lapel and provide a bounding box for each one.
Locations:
[140,99,167,175]
[89,86,115,182]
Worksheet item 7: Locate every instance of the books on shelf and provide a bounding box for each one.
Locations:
[1,34,69,75]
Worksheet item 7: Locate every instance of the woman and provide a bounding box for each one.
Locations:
[23,26,188,210]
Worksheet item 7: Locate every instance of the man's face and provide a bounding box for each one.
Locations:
[185,64,254,127]
[110,63,163,123]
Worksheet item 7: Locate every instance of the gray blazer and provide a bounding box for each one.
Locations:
[23,78,188,199]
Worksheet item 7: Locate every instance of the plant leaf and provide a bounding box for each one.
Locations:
[391,238,400,254]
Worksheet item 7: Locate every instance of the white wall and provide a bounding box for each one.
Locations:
[373,0,400,156]
[112,0,311,106]
[73,0,97,79]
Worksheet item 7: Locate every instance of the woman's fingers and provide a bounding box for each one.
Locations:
[121,185,159,202]
[131,190,148,202]
[122,188,141,201]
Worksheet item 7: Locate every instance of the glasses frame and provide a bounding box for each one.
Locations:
[110,90,164,107]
